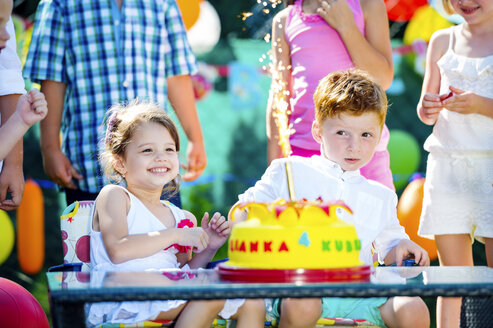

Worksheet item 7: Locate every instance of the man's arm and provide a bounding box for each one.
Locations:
[40,80,82,189]
[167,74,207,181]
[0,94,24,210]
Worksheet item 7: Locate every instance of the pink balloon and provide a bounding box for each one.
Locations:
[0,278,50,328]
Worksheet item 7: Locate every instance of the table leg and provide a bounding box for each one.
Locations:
[51,301,86,328]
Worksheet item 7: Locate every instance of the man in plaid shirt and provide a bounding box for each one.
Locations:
[24,0,207,205]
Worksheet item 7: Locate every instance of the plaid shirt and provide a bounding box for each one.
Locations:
[24,0,196,193]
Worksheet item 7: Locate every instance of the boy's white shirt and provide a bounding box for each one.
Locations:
[238,155,409,266]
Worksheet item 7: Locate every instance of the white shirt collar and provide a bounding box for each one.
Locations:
[309,155,362,182]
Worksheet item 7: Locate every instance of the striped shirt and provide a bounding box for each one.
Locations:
[24,0,196,193]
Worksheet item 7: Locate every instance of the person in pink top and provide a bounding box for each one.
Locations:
[267,0,394,190]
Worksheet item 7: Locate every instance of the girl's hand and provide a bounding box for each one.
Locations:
[317,0,355,33]
[178,227,209,253]
[419,93,444,125]
[393,239,430,267]
[442,86,489,116]
[17,89,48,127]
[201,212,231,251]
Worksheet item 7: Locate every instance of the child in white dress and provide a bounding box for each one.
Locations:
[87,100,265,327]
[417,1,493,327]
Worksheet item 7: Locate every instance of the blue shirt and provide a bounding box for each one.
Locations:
[24,0,197,193]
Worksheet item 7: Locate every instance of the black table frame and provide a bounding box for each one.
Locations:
[47,266,493,328]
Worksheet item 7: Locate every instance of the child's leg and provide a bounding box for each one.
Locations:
[379,296,430,328]
[174,300,226,328]
[485,237,493,267]
[154,303,186,321]
[435,234,473,328]
[230,299,266,328]
[278,298,322,328]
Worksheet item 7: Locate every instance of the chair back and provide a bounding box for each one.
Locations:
[60,201,95,272]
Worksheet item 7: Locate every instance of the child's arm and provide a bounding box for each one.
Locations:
[266,8,291,164]
[0,93,23,211]
[185,211,231,269]
[40,80,83,189]
[317,0,393,89]
[384,239,430,267]
[441,85,493,119]
[97,186,209,264]
[417,29,450,125]
[0,90,47,161]
[167,75,207,182]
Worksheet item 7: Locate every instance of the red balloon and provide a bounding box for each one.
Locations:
[384,0,428,21]
[0,278,49,328]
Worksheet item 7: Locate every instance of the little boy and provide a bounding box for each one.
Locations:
[231,69,430,328]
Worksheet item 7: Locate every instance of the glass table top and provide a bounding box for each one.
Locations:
[47,266,493,302]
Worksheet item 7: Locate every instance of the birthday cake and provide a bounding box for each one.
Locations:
[225,199,363,270]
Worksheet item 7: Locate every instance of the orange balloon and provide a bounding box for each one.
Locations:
[397,178,438,261]
[176,0,200,30]
[16,179,45,275]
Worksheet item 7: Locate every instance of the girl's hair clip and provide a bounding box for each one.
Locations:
[105,112,119,145]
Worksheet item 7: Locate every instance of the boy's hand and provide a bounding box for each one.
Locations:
[201,212,230,251]
[393,239,430,267]
[17,89,48,127]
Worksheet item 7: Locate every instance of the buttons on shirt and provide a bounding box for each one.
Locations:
[122,81,129,88]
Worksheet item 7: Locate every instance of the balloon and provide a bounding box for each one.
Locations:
[0,277,50,328]
[428,0,465,24]
[176,0,200,30]
[191,73,212,100]
[403,5,453,45]
[16,179,45,275]
[0,210,14,265]
[397,178,438,261]
[388,130,421,191]
[187,1,221,55]
[384,0,428,21]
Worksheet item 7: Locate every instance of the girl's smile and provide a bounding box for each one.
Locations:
[119,121,179,191]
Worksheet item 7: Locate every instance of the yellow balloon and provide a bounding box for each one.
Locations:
[176,0,201,30]
[0,210,14,265]
[403,5,453,45]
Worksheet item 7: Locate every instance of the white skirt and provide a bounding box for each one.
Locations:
[418,151,493,242]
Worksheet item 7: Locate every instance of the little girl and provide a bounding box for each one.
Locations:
[416,0,493,327]
[267,0,395,190]
[87,101,265,327]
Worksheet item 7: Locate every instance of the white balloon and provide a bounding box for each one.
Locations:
[428,0,464,24]
[187,1,221,55]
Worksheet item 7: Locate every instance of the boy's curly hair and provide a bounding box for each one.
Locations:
[100,99,181,195]
[313,68,388,129]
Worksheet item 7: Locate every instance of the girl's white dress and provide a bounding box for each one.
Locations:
[87,187,243,326]
[419,24,493,241]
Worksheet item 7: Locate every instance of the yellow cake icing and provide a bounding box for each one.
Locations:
[227,199,363,269]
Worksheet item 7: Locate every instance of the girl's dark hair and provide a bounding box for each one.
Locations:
[284,0,295,5]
